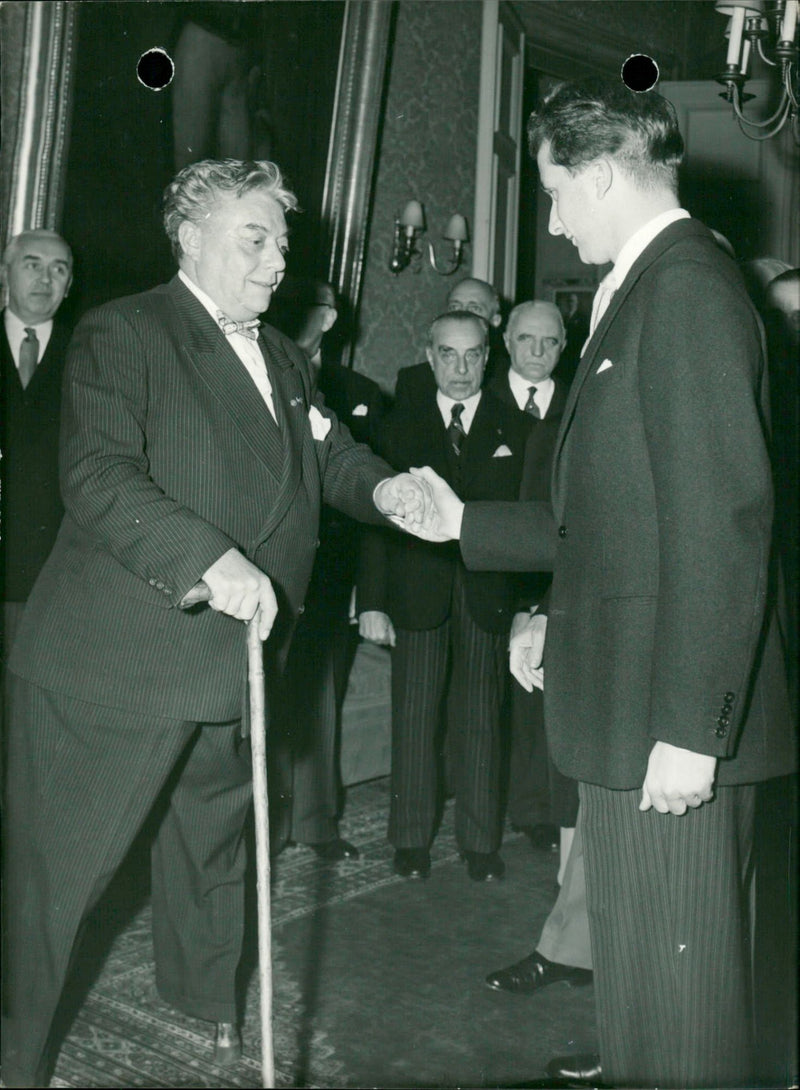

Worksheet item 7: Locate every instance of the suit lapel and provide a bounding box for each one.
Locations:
[551,220,703,509]
[460,394,503,489]
[164,278,285,482]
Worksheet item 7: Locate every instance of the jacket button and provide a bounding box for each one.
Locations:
[724,692,735,702]
[558,525,567,538]
[717,716,730,727]
[715,726,727,738]
[156,581,165,590]
[149,578,157,586]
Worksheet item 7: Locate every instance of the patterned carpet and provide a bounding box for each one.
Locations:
[45,778,596,1089]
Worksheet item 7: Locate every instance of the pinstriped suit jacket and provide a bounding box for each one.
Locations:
[9,276,391,722]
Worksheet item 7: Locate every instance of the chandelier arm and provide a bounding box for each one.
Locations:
[756,38,779,67]
[736,100,792,139]
[732,82,792,126]
[784,63,798,108]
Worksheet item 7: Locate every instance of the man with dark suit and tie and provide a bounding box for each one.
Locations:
[358,310,529,883]
[269,279,386,860]
[1,230,73,653]
[409,80,795,1088]
[392,276,506,407]
[0,159,430,1088]
[486,300,575,856]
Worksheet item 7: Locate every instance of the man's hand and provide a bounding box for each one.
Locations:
[397,465,464,542]
[374,473,435,531]
[509,611,546,692]
[201,547,278,641]
[639,741,717,815]
[358,610,396,647]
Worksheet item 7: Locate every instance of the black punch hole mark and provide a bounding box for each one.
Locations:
[621,54,659,93]
[137,48,174,91]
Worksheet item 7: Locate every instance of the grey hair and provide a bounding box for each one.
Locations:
[163,159,299,261]
[506,300,565,340]
[2,229,73,267]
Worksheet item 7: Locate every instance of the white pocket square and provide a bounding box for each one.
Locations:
[492,444,513,458]
[352,403,369,417]
[308,405,332,441]
[596,359,613,373]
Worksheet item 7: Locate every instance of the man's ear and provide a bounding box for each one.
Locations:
[502,328,511,353]
[321,306,338,334]
[426,345,435,369]
[490,312,502,329]
[178,219,200,261]
[593,158,613,200]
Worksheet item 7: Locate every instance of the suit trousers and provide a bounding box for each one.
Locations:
[1,674,253,1088]
[535,808,591,970]
[389,570,507,853]
[282,614,342,845]
[580,780,757,1088]
[507,682,579,829]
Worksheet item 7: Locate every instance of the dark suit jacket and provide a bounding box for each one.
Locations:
[1,318,71,601]
[304,354,388,623]
[487,367,568,609]
[359,387,528,634]
[460,219,795,788]
[9,276,392,722]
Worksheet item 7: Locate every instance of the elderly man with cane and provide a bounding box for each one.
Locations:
[0,158,431,1089]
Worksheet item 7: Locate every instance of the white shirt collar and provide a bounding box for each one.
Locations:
[507,368,555,415]
[4,308,54,362]
[436,388,482,434]
[178,268,231,326]
[611,208,690,289]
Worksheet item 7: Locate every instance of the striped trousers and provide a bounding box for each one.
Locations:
[389,571,507,853]
[1,675,253,1088]
[580,780,757,1088]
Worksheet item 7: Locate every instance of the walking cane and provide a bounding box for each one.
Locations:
[246,613,276,1089]
[180,582,275,1087]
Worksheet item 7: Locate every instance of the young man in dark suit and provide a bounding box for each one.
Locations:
[408,80,795,1088]
[1,230,73,651]
[358,310,529,883]
[0,159,430,1088]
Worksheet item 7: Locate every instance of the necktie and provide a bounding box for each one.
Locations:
[18,327,39,389]
[588,272,618,337]
[524,385,540,418]
[217,313,261,340]
[447,402,466,456]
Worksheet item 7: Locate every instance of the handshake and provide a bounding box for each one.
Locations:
[373,467,464,542]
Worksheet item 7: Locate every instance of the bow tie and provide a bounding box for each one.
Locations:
[217,313,261,340]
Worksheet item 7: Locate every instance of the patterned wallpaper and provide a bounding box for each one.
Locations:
[352,0,483,393]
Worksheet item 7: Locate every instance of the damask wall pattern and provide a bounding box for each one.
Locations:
[352,0,482,393]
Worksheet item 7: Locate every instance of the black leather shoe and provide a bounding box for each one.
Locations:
[213,1022,242,1065]
[461,850,505,881]
[485,950,592,994]
[393,847,430,879]
[545,1052,602,1084]
[310,837,360,861]
[512,822,559,853]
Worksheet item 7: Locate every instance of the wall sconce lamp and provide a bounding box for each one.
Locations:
[389,200,469,275]
[428,213,469,276]
[389,200,425,273]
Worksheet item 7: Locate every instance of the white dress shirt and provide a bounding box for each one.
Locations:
[178,269,277,422]
[436,388,482,434]
[507,369,555,417]
[4,308,53,368]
